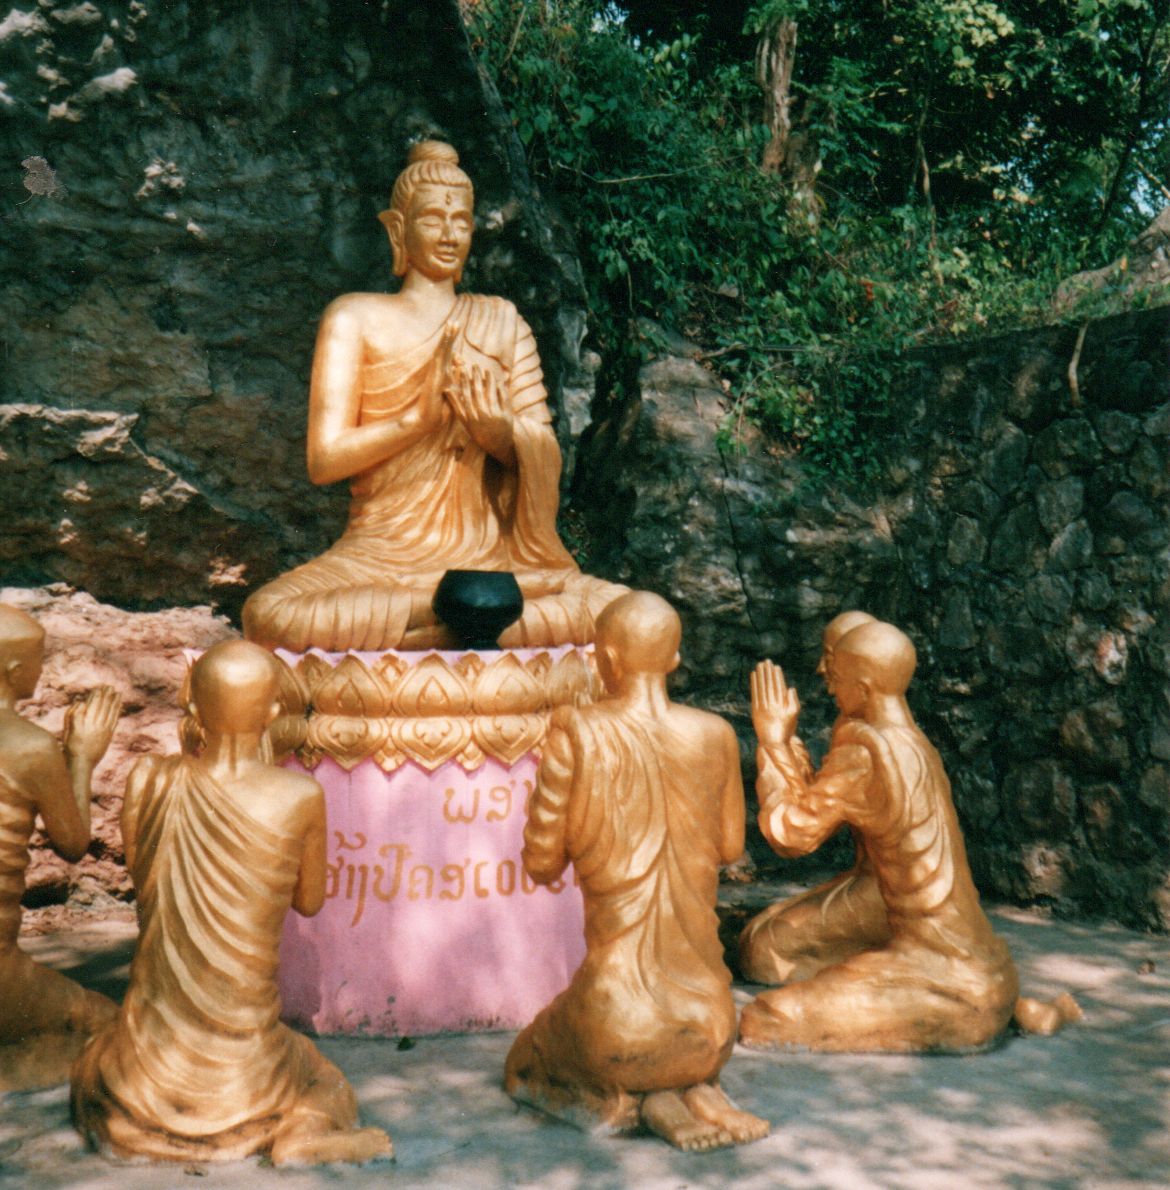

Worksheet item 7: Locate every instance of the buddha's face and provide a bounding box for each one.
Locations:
[401,184,473,281]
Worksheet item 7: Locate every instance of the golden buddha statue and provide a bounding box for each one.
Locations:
[738,609,890,985]
[243,140,626,652]
[505,592,769,1151]
[0,604,121,1090]
[71,641,393,1166]
[739,620,1078,1051]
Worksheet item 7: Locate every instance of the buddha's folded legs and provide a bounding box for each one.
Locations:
[738,867,891,986]
[245,559,629,652]
[243,566,416,652]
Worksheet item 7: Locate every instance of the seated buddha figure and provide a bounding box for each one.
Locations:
[243,140,626,652]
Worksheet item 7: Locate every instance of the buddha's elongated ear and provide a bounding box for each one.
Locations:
[378,208,407,276]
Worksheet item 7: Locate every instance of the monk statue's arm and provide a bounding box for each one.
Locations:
[751,658,870,857]
[306,297,455,484]
[291,784,327,917]
[120,754,158,875]
[717,721,747,865]
[759,742,871,858]
[521,722,573,884]
[35,687,120,863]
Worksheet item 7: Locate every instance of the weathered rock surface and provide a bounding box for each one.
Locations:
[1,585,234,910]
[577,309,1170,929]
[0,0,587,620]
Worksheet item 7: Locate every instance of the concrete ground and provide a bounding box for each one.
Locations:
[1,906,1168,1190]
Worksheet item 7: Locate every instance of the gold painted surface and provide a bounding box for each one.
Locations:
[71,641,392,1167]
[242,140,626,653]
[0,604,120,1092]
[183,648,598,774]
[739,610,891,985]
[740,620,1031,1053]
[504,593,769,1152]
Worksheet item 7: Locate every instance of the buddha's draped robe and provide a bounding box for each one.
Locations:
[511,704,737,1097]
[243,294,626,651]
[747,719,1018,1050]
[72,756,358,1161]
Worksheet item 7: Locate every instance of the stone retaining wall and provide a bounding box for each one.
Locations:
[578,311,1170,929]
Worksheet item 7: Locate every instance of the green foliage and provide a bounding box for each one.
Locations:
[467,0,1170,481]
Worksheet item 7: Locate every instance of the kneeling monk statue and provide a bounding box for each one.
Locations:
[72,641,393,1166]
[739,620,1076,1052]
[505,592,769,1151]
[0,604,120,1090]
[738,609,890,986]
[243,140,626,652]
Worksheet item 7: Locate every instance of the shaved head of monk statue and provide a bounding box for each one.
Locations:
[738,609,891,986]
[739,620,1076,1052]
[71,640,393,1166]
[0,604,120,1091]
[504,591,769,1151]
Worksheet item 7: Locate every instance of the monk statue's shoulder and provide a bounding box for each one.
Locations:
[671,703,738,748]
[261,764,322,804]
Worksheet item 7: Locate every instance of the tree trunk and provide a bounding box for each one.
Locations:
[756,17,797,175]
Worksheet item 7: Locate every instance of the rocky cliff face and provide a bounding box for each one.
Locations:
[0,0,587,620]
[576,309,1170,929]
[1,585,233,912]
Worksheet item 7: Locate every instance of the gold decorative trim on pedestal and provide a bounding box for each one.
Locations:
[183,649,598,774]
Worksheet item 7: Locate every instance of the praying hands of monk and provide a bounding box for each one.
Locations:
[738,613,891,988]
[739,622,1025,1053]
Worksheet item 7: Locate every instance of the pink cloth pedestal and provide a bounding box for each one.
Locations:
[272,647,589,1037]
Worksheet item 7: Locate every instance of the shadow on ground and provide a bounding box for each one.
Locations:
[1,908,1167,1189]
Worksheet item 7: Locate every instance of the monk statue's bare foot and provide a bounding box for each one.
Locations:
[683,1083,770,1144]
[270,1125,394,1167]
[640,1090,733,1152]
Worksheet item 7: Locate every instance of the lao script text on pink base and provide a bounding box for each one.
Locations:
[278,752,586,1037]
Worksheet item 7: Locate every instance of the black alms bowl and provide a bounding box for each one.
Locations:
[432,570,524,650]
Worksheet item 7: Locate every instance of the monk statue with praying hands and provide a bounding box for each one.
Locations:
[504,591,769,1152]
[738,609,890,986]
[739,619,1078,1053]
[0,604,120,1091]
[71,640,393,1166]
[242,139,626,653]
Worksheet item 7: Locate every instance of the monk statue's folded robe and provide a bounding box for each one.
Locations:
[72,756,362,1161]
[506,703,737,1121]
[243,295,626,651]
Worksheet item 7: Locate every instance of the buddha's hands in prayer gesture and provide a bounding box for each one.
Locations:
[416,325,458,436]
[63,686,122,769]
[751,660,800,751]
[445,355,515,463]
